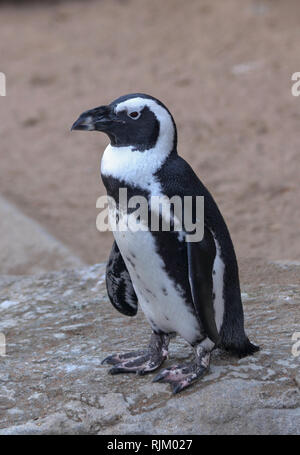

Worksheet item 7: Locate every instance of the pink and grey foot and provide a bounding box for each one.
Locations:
[153,345,211,394]
[102,333,211,393]
[101,332,170,375]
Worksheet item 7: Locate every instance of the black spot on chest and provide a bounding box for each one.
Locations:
[162,287,168,296]
[125,255,136,269]
[145,288,156,298]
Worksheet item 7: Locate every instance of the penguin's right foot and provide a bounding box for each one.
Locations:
[101,332,170,376]
[153,343,212,394]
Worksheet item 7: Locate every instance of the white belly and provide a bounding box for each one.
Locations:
[113,222,201,345]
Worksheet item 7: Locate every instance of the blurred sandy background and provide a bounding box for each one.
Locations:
[0,0,300,273]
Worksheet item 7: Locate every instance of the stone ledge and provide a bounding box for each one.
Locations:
[0,195,84,275]
[0,262,299,434]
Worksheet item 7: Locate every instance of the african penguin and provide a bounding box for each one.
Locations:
[71,93,259,394]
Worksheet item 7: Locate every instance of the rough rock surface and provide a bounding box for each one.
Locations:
[0,262,299,435]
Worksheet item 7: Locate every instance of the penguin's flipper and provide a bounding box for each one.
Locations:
[106,241,138,316]
[187,227,220,345]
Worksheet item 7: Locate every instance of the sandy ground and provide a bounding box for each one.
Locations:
[0,0,300,267]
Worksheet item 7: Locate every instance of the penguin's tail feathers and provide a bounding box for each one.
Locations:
[221,336,260,358]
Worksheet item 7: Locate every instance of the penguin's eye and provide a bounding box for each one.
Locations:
[128,111,140,119]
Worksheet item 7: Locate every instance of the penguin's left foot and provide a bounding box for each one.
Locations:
[101,332,170,376]
[153,345,211,394]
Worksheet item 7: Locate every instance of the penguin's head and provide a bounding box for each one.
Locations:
[71,93,177,153]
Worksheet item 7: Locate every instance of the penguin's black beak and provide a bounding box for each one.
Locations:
[71,105,113,132]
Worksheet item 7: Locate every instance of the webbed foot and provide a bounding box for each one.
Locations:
[102,332,169,375]
[153,344,211,394]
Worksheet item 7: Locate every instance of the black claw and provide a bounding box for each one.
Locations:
[152,371,166,383]
[101,355,112,365]
[102,355,121,366]
[172,383,183,394]
[137,369,147,376]
[108,367,120,375]
[109,366,131,375]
